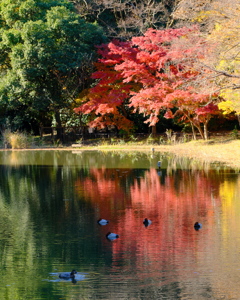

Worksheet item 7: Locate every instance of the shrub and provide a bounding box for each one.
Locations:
[230,127,239,139]
[2,130,32,149]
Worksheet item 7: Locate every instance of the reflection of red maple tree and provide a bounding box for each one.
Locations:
[75,167,223,278]
[75,168,133,218]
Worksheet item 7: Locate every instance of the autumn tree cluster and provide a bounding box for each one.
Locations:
[0,0,239,138]
[74,0,240,139]
[74,27,219,139]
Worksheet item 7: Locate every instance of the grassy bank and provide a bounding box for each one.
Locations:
[76,139,240,169]
[2,133,240,169]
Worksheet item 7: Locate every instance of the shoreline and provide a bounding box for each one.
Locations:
[1,139,240,169]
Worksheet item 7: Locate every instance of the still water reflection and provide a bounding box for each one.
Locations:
[0,150,240,299]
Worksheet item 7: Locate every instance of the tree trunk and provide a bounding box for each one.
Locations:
[54,109,63,141]
[203,122,209,140]
[151,125,157,136]
[190,122,197,140]
[194,124,204,139]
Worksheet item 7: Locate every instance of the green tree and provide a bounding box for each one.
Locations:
[0,0,106,134]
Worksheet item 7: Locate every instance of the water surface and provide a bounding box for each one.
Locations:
[0,150,240,299]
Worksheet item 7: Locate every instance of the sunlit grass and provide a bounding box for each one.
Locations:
[79,138,240,169]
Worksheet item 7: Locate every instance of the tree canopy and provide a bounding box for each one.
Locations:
[0,0,106,132]
[71,0,175,40]
[0,0,239,137]
[171,0,240,120]
[75,26,220,138]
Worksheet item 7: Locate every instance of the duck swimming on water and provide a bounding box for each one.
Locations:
[143,218,152,227]
[59,270,77,279]
[194,222,202,231]
[106,232,119,241]
[97,219,109,226]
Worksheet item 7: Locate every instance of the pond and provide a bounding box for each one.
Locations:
[0,150,240,300]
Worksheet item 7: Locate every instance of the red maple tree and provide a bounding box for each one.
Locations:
[164,91,219,139]
[74,40,136,131]
[74,26,219,137]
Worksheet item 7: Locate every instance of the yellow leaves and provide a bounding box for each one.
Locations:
[192,10,226,23]
[217,59,240,75]
[218,100,235,114]
[74,88,91,105]
[192,15,204,23]
[192,10,211,22]
[214,23,222,31]
[219,90,240,115]
[75,97,88,105]
[218,60,228,69]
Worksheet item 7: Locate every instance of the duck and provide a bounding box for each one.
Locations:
[59,270,77,280]
[106,232,119,241]
[194,222,202,231]
[143,218,152,227]
[97,218,109,226]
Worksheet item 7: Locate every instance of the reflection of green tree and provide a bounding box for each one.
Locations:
[0,164,107,299]
[0,175,38,298]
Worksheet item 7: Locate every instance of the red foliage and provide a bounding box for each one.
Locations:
[74,41,135,130]
[74,26,218,132]
[165,90,220,138]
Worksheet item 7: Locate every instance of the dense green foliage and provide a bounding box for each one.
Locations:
[0,0,106,133]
